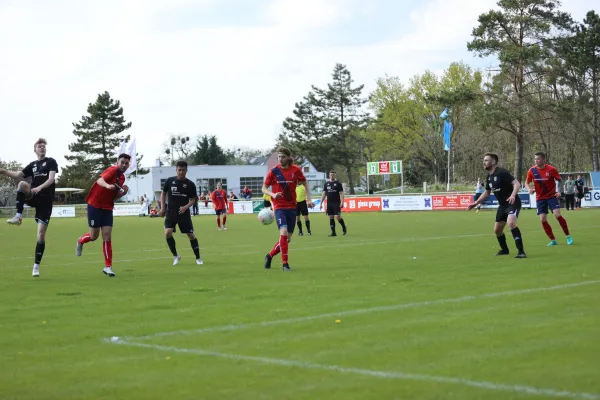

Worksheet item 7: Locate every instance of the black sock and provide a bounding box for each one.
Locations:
[190,238,200,259]
[305,220,311,233]
[166,236,177,256]
[296,220,303,233]
[16,191,25,214]
[338,218,346,231]
[497,234,509,252]
[35,241,45,264]
[330,219,336,233]
[511,228,524,253]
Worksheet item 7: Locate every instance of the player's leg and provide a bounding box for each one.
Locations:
[8,181,31,224]
[100,225,115,277]
[493,207,509,255]
[281,210,296,270]
[182,216,202,264]
[326,205,336,236]
[31,221,48,277]
[222,209,227,230]
[506,206,525,258]
[216,210,222,230]
[537,201,556,245]
[76,205,102,256]
[551,203,572,244]
[335,207,347,235]
[264,209,288,269]
[303,214,311,235]
[164,217,180,264]
[296,203,304,236]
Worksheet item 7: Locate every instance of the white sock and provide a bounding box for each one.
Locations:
[16,213,22,218]
[33,263,39,268]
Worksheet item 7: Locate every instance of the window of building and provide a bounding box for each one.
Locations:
[303,166,310,173]
[239,177,263,196]
[196,178,227,194]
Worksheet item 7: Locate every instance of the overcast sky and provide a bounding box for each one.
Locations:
[0,0,592,172]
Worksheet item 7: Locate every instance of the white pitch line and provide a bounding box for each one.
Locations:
[129,280,600,340]
[109,340,600,400]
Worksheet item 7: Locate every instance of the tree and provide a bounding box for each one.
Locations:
[467,0,571,181]
[190,135,232,165]
[281,63,370,193]
[0,159,22,206]
[63,91,147,187]
[162,135,194,165]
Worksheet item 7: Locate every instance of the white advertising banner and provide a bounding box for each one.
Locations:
[232,201,253,214]
[381,196,433,211]
[114,204,142,216]
[583,190,600,207]
[51,207,76,218]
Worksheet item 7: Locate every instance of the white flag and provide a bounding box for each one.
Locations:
[116,138,127,160]
[126,137,137,174]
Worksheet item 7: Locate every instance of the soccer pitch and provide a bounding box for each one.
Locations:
[1,209,599,400]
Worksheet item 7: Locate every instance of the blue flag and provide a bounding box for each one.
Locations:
[440,108,453,151]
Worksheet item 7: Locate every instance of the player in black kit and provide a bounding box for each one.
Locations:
[0,138,59,277]
[159,160,203,266]
[468,153,526,258]
[319,170,347,236]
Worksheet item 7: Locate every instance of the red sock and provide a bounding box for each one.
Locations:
[78,233,92,244]
[216,216,221,228]
[269,241,280,257]
[279,235,289,264]
[103,241,112,267]
[223,215,227,225]
[542,221,555,240]
[556,216,570,235]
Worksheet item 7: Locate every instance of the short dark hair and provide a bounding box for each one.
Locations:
[277,147,292,157]
[534,152,546,160]
[34,138,47,149]
[329,170,336,174]
[176,160,188,168]
[118,153,131,161]
[484,153,498,164]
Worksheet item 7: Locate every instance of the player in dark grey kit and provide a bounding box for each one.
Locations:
[0,138,59,277]
[468,153,526,258]
[319,170,347,236]
[159,160,203,266]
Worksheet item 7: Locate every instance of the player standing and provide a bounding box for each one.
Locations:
[262,147,313,271]
[75,154,130,277]
[159,161,203,265]
[525,152,572,246]
[319,170,347,236]
[468,153,526,258]
[0,138,58,277]
[211,182,228,230]
[295,183,312,236]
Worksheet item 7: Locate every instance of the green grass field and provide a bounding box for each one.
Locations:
[0,209,599,400]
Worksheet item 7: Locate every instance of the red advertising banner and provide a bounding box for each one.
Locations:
[323,197,383,212]
[432,194,472,210]
[378,161,390,174]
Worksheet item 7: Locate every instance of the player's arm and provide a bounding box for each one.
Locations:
[468,189,491,210]
[507,179,521,204]
[339,184,345,208]
[262,184,277,199]
[32,171,57,194]
[159,191,167,217]
[0,169,25,180]
[525,169,535,194]
[302,180,314,207]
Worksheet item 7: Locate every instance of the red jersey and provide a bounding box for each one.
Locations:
[211,189,228,210]
[526,164,561,201]
[86,165,126,210]
[264,164,306,210]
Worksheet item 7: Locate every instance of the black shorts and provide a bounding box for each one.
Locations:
[25,195,53,225]
[264,200,271,208]
[215,208,227,216]
[576,191,584,199]
[164,212,194,234]
[296,200,308,216]
[326,203,341,216]
[495,202,521,223]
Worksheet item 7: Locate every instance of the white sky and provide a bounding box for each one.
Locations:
[0,0,592,172]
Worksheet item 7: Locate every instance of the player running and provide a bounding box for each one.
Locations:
[525,152,572,246]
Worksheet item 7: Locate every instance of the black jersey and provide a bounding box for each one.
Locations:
[323,180,344,204]
[162,177,197,215]
[485,167,520,206]
[22,157,59,199]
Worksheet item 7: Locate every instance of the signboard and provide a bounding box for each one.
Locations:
[51,207,76,218]
[583,190,600,207]
[381,196,433,211]
[338,197,382,212]
[432,195,473,210]
[304,173,326,180]
[114,204,142,216]
[367,161,402,175]
[481,193,533,209]
[232,201,253,214]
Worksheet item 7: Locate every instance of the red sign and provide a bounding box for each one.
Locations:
[378,162,390,174]
[325,197,383,212]
[432,195,473,210]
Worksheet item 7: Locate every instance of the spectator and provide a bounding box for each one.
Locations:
[241,186,252,199]
[474,178,485,212]
[149,207,159,218]
[199,192,208,208]
[229,191,239,201]
[575,175,585,210]
[564,175,576,211]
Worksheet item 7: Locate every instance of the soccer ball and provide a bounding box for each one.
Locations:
[258,208,274,225]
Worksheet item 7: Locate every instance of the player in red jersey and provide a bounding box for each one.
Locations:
[211,182,228,230]
[75,154,131,277]
[525,152,572,246]
[262,147,314,271]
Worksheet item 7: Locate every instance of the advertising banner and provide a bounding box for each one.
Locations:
[51,207,76,218]
[381,196,433,211]
[232,201,253,214]
[583,190,600,207]
[432,195,473,210]
[114,204,142,216]
[481,193,533,209]
[340,197,382,212]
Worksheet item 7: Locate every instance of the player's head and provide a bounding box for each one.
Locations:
[117,153,131,172]
[534,152,546,167]
[277,146,293,167]
[34,138,47,159]
[329,170,336,181]
[175,160,188,179]
[483,153,498,170]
